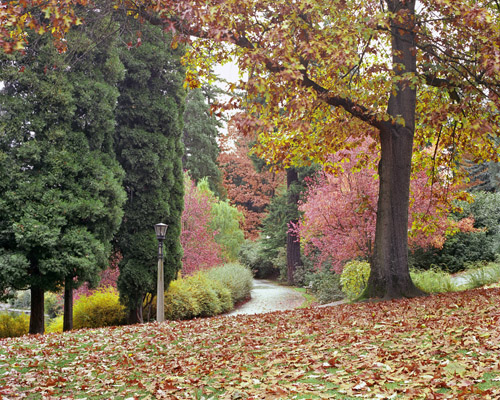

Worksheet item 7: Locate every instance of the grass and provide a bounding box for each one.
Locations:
[1,287,500,399]
[410,267,458,293]
[293,287,319,308]
[460,261,500,290]
[410,260,500,294]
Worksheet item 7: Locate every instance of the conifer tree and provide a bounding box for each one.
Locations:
[0,25,125,334]
[114,22,185,324]
[182,87,224,197]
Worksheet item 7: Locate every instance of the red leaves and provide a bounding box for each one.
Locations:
[219,129,285,239]
[181,173,223,274]
[1,287,499,398]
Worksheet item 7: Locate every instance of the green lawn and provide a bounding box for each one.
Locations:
[1,287,500,399]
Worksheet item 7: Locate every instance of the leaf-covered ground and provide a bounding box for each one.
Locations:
[1,288,500,399]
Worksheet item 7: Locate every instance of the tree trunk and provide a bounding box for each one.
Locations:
[63,278,73,332]
[29,285,44,335]
[364,0,424,299]
[286,168,302,285]
[128,303,143,324]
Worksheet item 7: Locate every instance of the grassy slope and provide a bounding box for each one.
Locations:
[1,288,500,399]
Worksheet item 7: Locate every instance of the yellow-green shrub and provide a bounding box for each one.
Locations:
[207,279,233,313]
[73,287,126,329]
[0,312,29,338]
[340,260,370,300]
[205,263,253,303]
[47,288,126,333]
[46,315,64,333]
[164,279,202,320]
[187,273,222,317]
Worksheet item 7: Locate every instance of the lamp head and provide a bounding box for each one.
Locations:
[154,223,168,240]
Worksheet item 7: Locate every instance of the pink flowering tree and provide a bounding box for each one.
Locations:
[181,173,223,275]
[70,252,122,302]
[296,141,475,273]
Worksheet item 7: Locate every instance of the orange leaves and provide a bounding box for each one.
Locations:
[1,288,500,398]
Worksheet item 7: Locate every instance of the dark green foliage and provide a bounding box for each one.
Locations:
[467,161,500,193]
[238,240,277,279]
[466,136,500,193]
[182,87,224,197]
[260,166,318,261]
[307,269,344,304]
[409,191,500,273]
[114,22,185,320]
[0,28,126,332]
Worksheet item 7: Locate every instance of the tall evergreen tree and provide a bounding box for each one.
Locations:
[114,22,185,324]
[60,9,127,331]
[0,28,126,334]
[182,87,224,197]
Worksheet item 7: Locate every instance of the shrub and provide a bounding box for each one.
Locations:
[72,287,126,330]
[45,292,62,319]
[46,315,64,333]
[307,269,344,304]
[164,279,202,320]
[206,279,233,313]
[410,268,457,293]
[187,273,222,317]
[340,260,370,300]
[163,263,252,321]
[238,240,277,279]
[0,312,29,338]
[409,191,500,273]
[205,263,253,304]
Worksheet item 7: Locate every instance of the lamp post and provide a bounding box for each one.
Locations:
[154,223,168,323]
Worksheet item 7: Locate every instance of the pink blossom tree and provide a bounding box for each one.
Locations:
[296,141,474,272]
[181,173,223,275]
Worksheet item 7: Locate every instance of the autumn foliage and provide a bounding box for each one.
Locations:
[2,287,500,398]
[181,173,223,275]
[296,141,476,272]
[219,127,284,239]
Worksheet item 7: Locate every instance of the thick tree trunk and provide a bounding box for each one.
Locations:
[63,278,73,332]
[364,0,424,299]
[29,285,44,335]
[286,168,302,285]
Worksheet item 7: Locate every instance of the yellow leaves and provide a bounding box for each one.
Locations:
[184,70,201,89]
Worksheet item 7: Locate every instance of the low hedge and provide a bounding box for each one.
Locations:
[204,263,253,304]
[163,263,253,320]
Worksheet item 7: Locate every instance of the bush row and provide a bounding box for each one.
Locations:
[162,263,253,320]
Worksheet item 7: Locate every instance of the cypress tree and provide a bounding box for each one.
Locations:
[114,22,185,323]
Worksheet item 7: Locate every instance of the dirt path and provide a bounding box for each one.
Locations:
[226,279,305,316]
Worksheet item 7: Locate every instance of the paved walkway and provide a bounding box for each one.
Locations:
[226,279,305,316]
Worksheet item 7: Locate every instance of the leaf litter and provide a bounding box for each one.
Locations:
[1,288,500,399]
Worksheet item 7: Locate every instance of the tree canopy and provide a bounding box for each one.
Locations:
[1,0,499,299]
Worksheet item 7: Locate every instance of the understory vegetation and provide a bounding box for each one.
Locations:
[0,263,252,337]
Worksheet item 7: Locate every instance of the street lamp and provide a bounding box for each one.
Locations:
[154,223,168,323]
